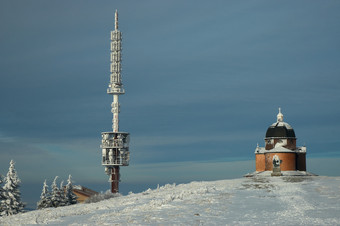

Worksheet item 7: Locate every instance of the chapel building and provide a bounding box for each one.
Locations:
[255,108,306,172]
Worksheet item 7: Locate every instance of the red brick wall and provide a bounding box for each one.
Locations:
[255,154,266,171]
[265,139,274,150]
[265,152,296,171]
[283,138,297,150]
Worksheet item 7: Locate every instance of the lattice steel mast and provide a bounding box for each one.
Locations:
[100,10,130,193]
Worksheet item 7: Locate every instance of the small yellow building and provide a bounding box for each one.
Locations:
[72,186,98,203]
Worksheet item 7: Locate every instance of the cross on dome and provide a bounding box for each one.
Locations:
[277,107,284,122]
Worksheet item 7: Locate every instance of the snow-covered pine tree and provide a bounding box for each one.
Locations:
[65,175,77,205]
[0,174,4,213]
[50,176,65,208]
[1,160,25,216]
[59,180,67,207]
[37,180,52,209]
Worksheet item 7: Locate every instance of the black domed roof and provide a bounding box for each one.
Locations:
[265,122,296,138]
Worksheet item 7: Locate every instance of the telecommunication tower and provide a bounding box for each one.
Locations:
[100,10,130,193]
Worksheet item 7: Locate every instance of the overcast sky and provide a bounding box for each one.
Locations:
[1,0,340,208]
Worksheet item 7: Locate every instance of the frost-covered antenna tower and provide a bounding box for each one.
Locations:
[101,10,130,193]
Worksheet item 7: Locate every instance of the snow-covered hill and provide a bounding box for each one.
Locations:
[1,176,340,225]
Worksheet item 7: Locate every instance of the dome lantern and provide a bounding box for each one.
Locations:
[266,108,295,138]
[277,107,283,122]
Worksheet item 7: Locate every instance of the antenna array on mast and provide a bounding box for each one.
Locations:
[100,10,130,193]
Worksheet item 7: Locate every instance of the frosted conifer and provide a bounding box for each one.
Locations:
[50,176,64,207]
[37,180,52,209]
[59,180,67,207]
[1,160,25,216]
[0,174,4,213]
[60,180,64,190]
[65,175,77,205]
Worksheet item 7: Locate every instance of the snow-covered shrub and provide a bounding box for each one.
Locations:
[142,188,152,195]
[84,190,121,204]
[0,160,25,216]
[159,183,176,190]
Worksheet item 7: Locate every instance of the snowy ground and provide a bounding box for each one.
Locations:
[1,175,340,225]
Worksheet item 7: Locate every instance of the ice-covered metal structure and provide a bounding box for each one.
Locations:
[100,10,130,193]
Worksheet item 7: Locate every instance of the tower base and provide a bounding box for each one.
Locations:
[110,166,120,193]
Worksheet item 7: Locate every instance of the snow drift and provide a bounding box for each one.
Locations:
[1,176,340,225]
